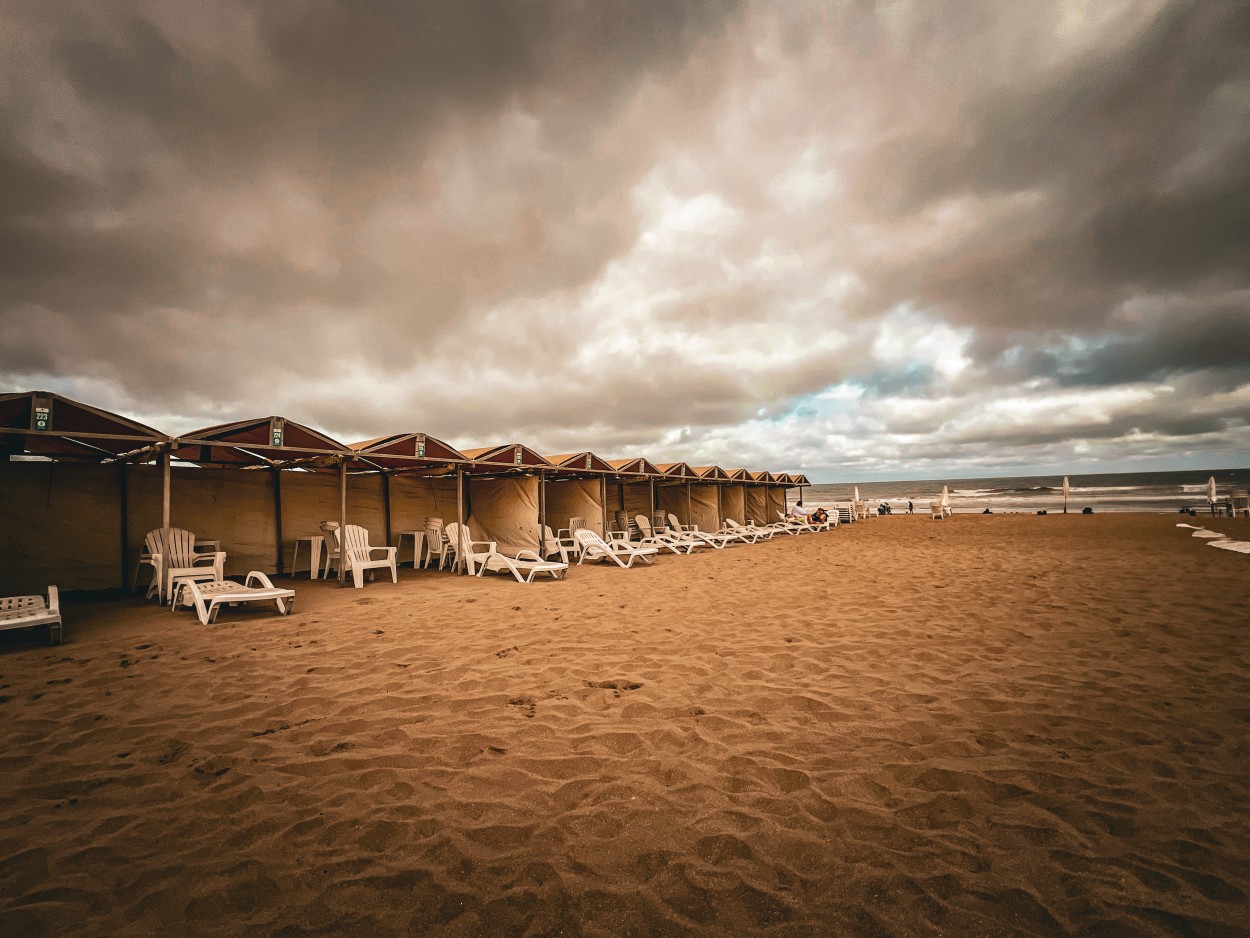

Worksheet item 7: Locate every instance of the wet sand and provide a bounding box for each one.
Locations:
[1,514,1247,936]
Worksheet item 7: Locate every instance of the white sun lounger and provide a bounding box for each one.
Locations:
[666,514,740,549]
[477,550,569,583]
[178,573,295,625]
[574,529,658,568]
[634,515,703,554]
[0,586,63,645]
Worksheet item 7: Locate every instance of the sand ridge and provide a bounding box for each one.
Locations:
[1,514,1247,936]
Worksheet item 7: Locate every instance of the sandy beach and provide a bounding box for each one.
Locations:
[1,513,1247,936]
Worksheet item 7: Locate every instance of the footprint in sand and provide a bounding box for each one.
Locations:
[496,646,520,658]
[586,679,643,699]
[509,696,537,718]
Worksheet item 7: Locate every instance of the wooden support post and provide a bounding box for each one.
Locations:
[538,471,546,547]
[119,463,129,590]
[338,457,347,586]
[382,472,392,548]
[455,467,465,575]
[686,482,692,528]
[600,475,608,535]
[273,467,284,575]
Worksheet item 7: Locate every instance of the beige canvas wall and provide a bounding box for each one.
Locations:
[688,484,721,532]
[767,487,787,522]
[468,476,539,555]
[746,487,768,526]
[655,485,690,526]
[721,485,746,525]
[389,473,460,532]
[0,461,123,594]
[543,479,604,536]
[621,482,651,521]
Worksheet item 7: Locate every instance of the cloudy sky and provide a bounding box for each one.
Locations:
[3,1,1248,480]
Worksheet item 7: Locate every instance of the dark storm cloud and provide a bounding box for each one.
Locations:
[2,0,1248,473]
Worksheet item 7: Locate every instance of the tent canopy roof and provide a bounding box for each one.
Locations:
[172,416,351,467]
[724,468,751,481]
[606,457,661,476]
[691,465,730,480]
[350,432,467,471]
[749,470,777,483]
[0,390,167,461]
[655,462,695,478]
[460,443,552,473]
[544,451,614,474]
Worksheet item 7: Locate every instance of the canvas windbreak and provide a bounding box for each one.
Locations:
[721,484,746,525]
[616,482,652,527]
[544,479,604,537]
[655,485,690,528]
[389,474,460,532]
[688,484,721,532]
[746,486,769,527]
[467,476,540,555]
[767,487,787,524]
[0,461,123,594]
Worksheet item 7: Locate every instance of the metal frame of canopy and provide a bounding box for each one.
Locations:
[0,390,170,588]
[170,416,354,584]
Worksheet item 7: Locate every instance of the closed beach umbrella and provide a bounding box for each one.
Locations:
[940,485,949,508]
[853,485,860,503]
[1063,476,1069,514]
[1208,475,1217,504]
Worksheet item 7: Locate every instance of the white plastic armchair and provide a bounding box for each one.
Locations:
[573,529,657,568]
[542,525,578,563]
[145,528,225,603]
[0,586,62,645]
[342,524,397,588]
[444,522,495,575]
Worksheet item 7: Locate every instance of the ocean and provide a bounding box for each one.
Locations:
[790,468,1250,515]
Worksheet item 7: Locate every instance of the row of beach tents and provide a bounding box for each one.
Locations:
[0,391,811,594]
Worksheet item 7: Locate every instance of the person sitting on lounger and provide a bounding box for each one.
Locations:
[810,507,828,525]
[789,501,811,520]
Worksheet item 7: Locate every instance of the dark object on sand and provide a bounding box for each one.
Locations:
[1179,507,1191,514]
[1037,509,1048,515]
[1082,507,1093,515]
[982,508,992,514]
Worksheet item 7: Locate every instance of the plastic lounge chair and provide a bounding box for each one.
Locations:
[0,586,62,645]
[774,511,818,534]
[574,529,657,567]
[144,528,226,603]
[634,515,702,554]
[477,549,569,584]
[930,501,944,520]
[444,523,497,575]
[721,519,768,542]
[342,524,398,588]
[667,513,739,548]
[542,525,578,563]
[182,573,295,625]
[731,518,780,539]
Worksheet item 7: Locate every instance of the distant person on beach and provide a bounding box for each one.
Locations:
[907,501,913,514]
[789,500,810,520]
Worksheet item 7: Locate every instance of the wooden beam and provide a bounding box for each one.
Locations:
[338,457,347,587]
[273,467,284,575]
[118,462,129,590]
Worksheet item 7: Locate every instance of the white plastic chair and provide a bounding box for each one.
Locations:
[542,525,577,563]
[634,515,701,554]
[144,528,225,603]
[0,586,62,645]
[423,519,452,569]
[1230,490,1249,519]
[341,524,397,588]
[444,522,494,575]
[668,513,738,548]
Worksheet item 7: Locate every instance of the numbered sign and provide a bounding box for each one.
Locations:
[514,446,523,465]
[33,406,51,431]
[416,439,426,458]
[585,454,592,470]
[271,426,284,446]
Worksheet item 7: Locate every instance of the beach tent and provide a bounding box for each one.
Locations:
[459,444,551,556]
[690,466,730,532]
[350,433,468,567]
[0,391,168,593]
[161,416,355,582]
[604,458,661,534]
[543,452,613,537]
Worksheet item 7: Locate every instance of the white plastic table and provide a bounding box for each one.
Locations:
[396,530,426,568]
[291,535,324,579]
